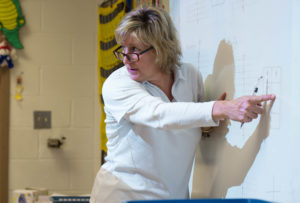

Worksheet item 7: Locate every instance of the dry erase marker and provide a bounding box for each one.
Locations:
[240,76,263,128]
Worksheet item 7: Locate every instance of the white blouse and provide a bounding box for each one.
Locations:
[90,63,218,203]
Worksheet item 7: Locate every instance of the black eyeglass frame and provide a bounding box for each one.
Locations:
[113,46,154,62]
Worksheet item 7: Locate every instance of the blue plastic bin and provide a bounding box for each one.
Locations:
[123,199,274,203]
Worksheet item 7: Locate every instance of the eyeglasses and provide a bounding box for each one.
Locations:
[113,46,153,62]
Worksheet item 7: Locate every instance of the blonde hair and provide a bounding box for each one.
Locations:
[115,7,182,74]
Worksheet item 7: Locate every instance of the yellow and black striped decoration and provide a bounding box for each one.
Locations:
[98,0,126,164]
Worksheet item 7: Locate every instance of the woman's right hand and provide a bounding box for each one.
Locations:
[212,94,276,123]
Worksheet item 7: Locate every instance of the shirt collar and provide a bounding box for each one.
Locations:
[141,66,185,86]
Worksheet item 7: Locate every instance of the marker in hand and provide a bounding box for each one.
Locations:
[240,76,263,128]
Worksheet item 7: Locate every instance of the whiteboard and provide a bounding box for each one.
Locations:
[170,0,300,202]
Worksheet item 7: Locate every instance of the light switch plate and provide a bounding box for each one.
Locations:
[34,111,51,129]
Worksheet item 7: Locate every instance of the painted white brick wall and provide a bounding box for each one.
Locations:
[9,0,100,200]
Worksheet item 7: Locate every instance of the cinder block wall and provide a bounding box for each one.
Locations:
[9,0,100,199]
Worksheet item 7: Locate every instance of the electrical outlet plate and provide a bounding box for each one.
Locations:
[34,111,51,129]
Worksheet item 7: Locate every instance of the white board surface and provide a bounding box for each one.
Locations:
[170,0,300,202]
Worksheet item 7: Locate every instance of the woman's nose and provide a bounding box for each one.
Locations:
[123,55,131,64]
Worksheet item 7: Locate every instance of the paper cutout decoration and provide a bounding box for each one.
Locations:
[0,34,14,68]
[15,72,23,100]
[0,0,25,49]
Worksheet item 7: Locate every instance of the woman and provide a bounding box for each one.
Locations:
[90,7,275,203]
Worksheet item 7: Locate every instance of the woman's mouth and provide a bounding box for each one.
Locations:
[127,67,138,74]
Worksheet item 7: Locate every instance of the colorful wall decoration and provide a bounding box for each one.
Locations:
[0,0,25,49]
[98,0,126,164]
